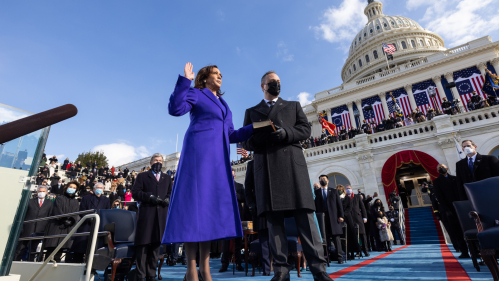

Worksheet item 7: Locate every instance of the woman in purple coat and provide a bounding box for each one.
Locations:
[163,63,253,281]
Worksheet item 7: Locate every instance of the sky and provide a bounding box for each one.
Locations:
[1,0,499,166]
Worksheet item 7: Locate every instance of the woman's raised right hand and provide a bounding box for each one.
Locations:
[184,62,195,81]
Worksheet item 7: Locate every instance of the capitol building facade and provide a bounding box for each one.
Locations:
[120,1,499,207]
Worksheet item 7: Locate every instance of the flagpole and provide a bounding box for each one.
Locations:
[384,50,390,70]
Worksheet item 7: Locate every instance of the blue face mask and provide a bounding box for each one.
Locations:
[95,189,103,195]
[66,188,76,194]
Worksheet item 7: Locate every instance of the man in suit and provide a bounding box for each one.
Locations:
[456,140,499,200]
[314,175,345,263]
[131,153,172,281]
[14,185,53,261]
[69,182,110,263]
[345,185,369,257]
[433,163,470,258]
[98,166,104,176]
[51,180,64,195]
[242,71,331,281]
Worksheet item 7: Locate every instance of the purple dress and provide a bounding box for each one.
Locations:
[162,75,253,243]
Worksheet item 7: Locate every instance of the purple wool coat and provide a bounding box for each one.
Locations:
[162,75,253,243]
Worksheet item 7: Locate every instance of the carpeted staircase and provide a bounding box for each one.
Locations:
[405,207,441,245]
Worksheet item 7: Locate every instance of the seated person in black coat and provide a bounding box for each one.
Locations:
[14,185,53,261]
[456,139,499,200]
[69,182,110,263]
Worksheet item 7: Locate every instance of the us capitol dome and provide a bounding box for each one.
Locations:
[342,0,446,83]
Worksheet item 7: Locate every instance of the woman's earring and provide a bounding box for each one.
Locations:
[203,80,206,83]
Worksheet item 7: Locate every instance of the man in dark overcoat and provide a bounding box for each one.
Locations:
[70,182,110,262]
[131,153,172,281]
[14,185,53,260]
[345,185,369,257]
[456,139,499,200]
[314,175,345,263]
[242,71,331,281]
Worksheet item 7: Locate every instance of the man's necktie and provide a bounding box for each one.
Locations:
[39,200,43,207]
[267,101,275,109]
[322,189,327,210]
[468,158,474,175]
[156,173,160,182]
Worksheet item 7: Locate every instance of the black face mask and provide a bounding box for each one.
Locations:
[267,81,280,96]
[319,180,328,187]
[438,168,447,175]
[151,162,162,173]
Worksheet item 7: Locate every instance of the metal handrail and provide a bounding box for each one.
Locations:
[18,231,109,241]
[28,214,100,281]
[398,202,406,243]
[23,210,95,224]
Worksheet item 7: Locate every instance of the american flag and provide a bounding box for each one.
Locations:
[454,66,486,112]
[412,79,443,113]
[331,105,352,134]
[382,43,396,55]
[236,143,245,156]
[362,95,385,125]
[386,89,411,119]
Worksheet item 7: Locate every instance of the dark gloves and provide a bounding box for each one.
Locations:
[270,125,287,143]
[435,212,441,220]
[160,197,170,208]
[59,218,74,229]
[149,195,162,205]
[248,203,257,218]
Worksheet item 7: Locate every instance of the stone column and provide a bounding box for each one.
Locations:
[477,62,487,78]
[444,72,464,112]
[432,75,447,102]
[355,99,365,122]
[491,58,499,74]
[326,108,332,123]
[404,84,417,110]
[346,102,357,129]
[378,92,390,118]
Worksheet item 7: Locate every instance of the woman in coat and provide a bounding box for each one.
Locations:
[43,181,80,261]
[124,189,132,204]
[109,182,120,207]
[163,63,253,281]
[337,185,361,260]
[62,158,69,171]
[369,198,385,251]
[376,210,394,251]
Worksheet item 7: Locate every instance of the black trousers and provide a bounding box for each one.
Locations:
[390,223,404,245]
[258,229,272,274]
[266,210,326,275]
[171,243,186,262]
[221,237,242,265]
[441,212,468,254]
[331,235,343,258]
[136,242,161,278]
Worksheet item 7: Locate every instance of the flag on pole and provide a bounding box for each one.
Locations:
[382,43,396,54]
[454,67,486,112]
[318,112,336,135]
[389,92,404,118]
[237,143,244,155]
[241,148,248,158]
[453,136,465,160]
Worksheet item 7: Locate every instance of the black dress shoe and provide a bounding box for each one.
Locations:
[313,271,334,281]
[181,260,187,265]
[236,264,245,271]
[168,259,177,266]
[219,264,228,272]
[270,272,290,281]
[458,253,470,259]
[363,252,370,257]
[337,259,344,264]
[263,273,270,276]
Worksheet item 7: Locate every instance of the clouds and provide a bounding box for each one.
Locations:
[297,92,314,106]
[410,0,499,47]
[0,106,28,125]
[276,41,294,62]
[311,0,366,43]
[92,143,150,167]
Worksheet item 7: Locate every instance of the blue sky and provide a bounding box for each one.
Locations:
[1,0,498,166]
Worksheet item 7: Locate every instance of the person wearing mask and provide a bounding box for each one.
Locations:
[456,140,499,200]
[51,180,64,196]
[123,167,129,178]
[375,210,393,252]
[62,158,69,171]
[68,165,77,181]
[433,163,470,258]
[43,181,80,262]
[14,186,53,261]
[111,199,122,209]
[385,205,404,245]
[92,161,98,170]
[388,191,401,210]
[369,198,385,251]
[109,182,120,207]
[345,185,369,257]
[124,189,132,204]
[104,178,112,192]
[315,175,345,263]
[337,185,359,260]
[363,195,374,251]
[219,170,246,272]
[49,173,60,190]
[132,153,173,281]
[69,182,110,263]
[98,166,104,177]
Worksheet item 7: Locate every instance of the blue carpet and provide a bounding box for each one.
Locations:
[407,207,440,244]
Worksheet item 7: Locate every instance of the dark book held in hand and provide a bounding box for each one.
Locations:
[253,120,276,133]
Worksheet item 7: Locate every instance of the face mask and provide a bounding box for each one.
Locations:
[66,188,76,194]
[338,190,344,195]
[346,189,352,194]
[115,206,120,209]
[319,180,327,187]
[464,147,474,155]
[151,162,162,173]
[438,168,447,175]
[95,189,103,195]
[38,192,46,199]
[267,81,280,96]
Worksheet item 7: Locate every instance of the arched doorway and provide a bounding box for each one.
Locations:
[489,145,499,159]
[381,150,439,208]
[326,173,351,188]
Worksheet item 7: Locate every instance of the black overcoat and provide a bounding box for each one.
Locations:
[43,194,79,248]
[235,182,245,221]
[21,198,53,238]
[242,98,314,217]
[433,175,460,214]
[340,196,356,238]
[71,194,110,253]
[350,194,367,234]
[132,170,172,246]
[244,161,267,230]
[326,188,344,235]
[455,153,499,200]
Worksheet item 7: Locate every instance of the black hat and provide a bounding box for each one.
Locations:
[319,175,328,179]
